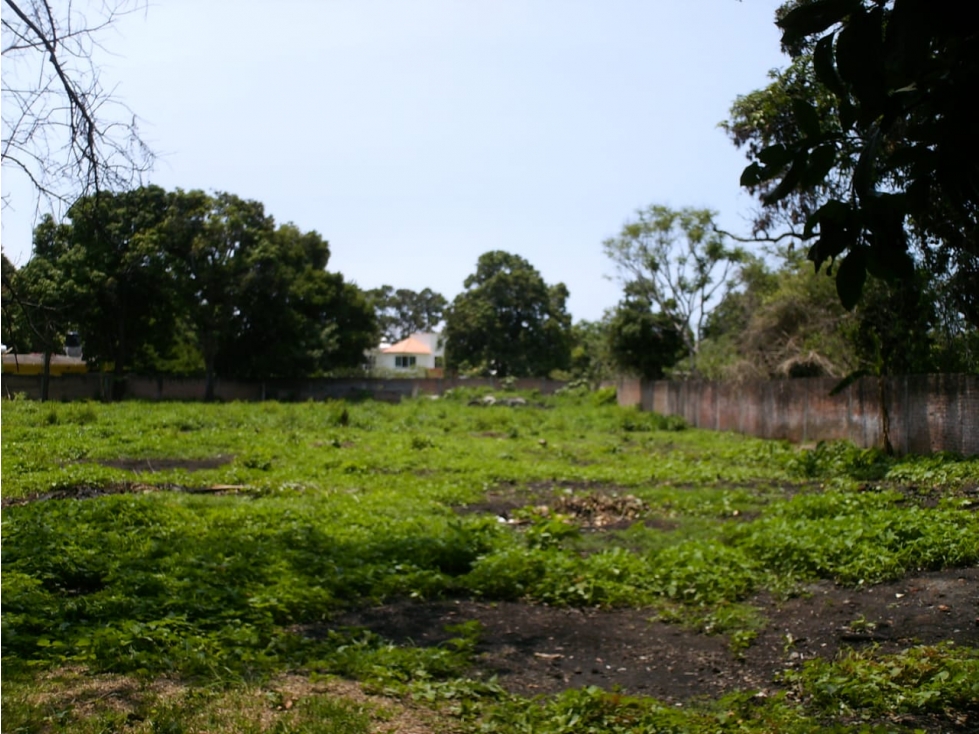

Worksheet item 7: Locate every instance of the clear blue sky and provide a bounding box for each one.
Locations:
[1,0,788,322]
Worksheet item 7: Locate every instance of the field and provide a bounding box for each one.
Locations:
[2,389,978,733]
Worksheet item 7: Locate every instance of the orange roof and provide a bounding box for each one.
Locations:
[381,336,432,355]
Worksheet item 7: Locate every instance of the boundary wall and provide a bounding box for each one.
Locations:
[1,374,567,403]
[617,375,978,456]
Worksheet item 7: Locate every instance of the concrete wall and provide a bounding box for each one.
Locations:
[618,374,978,456]
[2,373,569,403]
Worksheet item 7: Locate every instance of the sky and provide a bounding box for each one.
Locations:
[1,0,789,322]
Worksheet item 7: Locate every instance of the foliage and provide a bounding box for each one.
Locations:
[2,398,977,732]
[783,643,979,716]
[444,250,572,377]
[732,1,979,316]
[603,205,746,374]
[5,188,377,392]
[699,248,856,379]
[606,291,686,380]
[564,318,617,387]
[366,285,447,343]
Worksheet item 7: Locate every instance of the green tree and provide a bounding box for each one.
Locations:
[32,186,175,396]
[366,285,447,343]
[215,222,377,380]
[164,191,275,399]
[735,0,978,313]
[606,291,685,380]
[1,247,72,400]
[602,205,745,375]
[566,318,616,388]
[699,248,856,380]
[444,251,571,377]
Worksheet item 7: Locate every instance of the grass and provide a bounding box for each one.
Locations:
[3,392,978,732]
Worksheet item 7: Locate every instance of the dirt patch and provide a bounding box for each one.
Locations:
[331,567,979,704]
[456,483,645,526]
[94,456,233,473]
[1,480,249,508]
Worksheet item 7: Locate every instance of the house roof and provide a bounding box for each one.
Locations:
[381,335,433,355]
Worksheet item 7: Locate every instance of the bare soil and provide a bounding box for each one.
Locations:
[333,567,979,704]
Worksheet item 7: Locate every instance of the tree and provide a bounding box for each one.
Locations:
[214,221,377,381]
[366,285,447,343]
[24,186,175,397]
[1,248,71,400]
[606,291,685,381]
[2,0,152,214]
[565,318,616,388]
[602,205,745,375]
[698,248,857,380]
[734,0,978,313]
[444,251,571,377]
[165,191,275,399]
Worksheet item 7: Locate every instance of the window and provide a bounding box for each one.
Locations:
[395,355,416,368]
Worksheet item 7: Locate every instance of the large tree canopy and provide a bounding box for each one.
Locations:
[4,187,376,396]
[603,205,745,375]
[733,0,978,314]
[444,251,571,377]
[366,285,447,343]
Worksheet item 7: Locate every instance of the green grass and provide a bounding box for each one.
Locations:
[3,394,978,732]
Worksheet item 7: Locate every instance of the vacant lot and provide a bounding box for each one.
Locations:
[3,390,978,733]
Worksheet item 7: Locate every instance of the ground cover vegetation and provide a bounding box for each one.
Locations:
[3,395,977,732]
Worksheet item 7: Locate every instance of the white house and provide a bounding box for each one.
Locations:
[368,332,444,376]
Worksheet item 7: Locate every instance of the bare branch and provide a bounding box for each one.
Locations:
[2,0,153,242]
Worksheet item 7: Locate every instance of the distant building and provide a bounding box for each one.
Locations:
[367,332,444,377]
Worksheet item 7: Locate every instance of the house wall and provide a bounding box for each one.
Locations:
[618,375,979,456]
[375,352,436,371]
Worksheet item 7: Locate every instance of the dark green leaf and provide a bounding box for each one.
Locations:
[838,97,857,131]
[792,98,823,140]
[762,153,807,206]
[835,247,868,310]
[813,33,847,98]
[800,144,838,190]
[835,6,886,118]
[740,162,762,187]
[757,144,792,169]
[853,128,882,200]
[778,0,862,48]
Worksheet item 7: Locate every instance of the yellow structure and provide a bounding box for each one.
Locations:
[2,353,88,375]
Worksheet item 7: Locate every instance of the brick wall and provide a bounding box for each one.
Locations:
[618,375,978,456]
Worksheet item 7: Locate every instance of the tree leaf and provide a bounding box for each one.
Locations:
[800,144,838,190]
[791,98,823,140]
[835,6,886,118]
[835,247,868,310]
[762,152,807,206]
[778,0,862,48]
[740,162,762,187]
[813,33,847,98]
[853,127,882,201]
[757,143,792,169]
